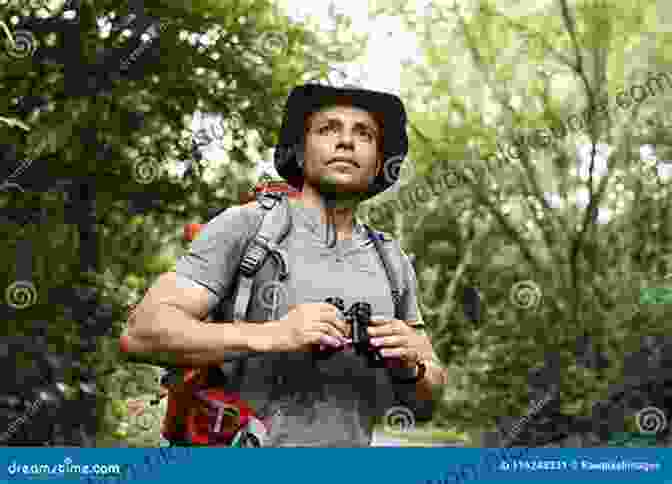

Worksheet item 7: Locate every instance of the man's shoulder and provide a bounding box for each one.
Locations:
[205,200,266,231]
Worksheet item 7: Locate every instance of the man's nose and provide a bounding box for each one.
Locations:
[335,133,355,150]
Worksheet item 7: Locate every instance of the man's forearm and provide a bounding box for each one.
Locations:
[123,304,272,367]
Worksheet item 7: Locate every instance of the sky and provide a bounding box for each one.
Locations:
[278,0,425,95]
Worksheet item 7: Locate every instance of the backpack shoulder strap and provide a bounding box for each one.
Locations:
[232,192,292,322]
[362,224,405,320]
[208,192,292,382]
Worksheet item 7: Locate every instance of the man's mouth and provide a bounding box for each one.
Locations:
[328,157,359,168]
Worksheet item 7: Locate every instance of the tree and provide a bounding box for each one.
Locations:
[1,0,363,446]
[363,0,671,445]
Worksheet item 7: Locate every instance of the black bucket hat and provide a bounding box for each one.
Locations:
[273,83,409,199]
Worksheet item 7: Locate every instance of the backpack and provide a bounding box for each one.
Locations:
[160,191,412,446]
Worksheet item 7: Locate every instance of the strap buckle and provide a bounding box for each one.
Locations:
[256,191,284,209]
[239,236,270,278]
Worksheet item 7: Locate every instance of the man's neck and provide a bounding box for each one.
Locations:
[297,186,358,239]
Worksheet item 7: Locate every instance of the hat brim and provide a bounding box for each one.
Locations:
[274,84,409,196]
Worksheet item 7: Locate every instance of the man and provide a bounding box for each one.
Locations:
[123,83,448,446]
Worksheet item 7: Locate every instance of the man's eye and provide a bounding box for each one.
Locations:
[358,131,374,141]
[318,125,335,134]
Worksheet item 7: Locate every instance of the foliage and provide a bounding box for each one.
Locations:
[1,0,360,445]
[3,0,671,447]
[363,0,672,442]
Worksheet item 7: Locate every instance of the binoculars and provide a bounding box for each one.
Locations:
[314,297,385,367]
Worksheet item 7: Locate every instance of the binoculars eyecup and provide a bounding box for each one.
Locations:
[317,298,385,367]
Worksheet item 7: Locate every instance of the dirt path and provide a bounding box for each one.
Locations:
[371,429,465,447]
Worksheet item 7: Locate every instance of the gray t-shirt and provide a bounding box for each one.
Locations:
[174,199,427,447]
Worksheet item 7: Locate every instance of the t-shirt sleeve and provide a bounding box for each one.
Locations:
[174,204,261,312]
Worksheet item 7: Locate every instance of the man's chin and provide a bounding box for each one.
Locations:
[310,175,371,203]
[320,176,363,190]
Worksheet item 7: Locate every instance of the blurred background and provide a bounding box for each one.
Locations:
[0,0,671,447]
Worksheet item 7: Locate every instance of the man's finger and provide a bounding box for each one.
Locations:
[330,318,350,337]
[368,323,401,338]
[318,334,343,348]
[368,317,390,325]
[318,309,348,336]
[380,348,405,358]
[319,322,345,340]
[318,305,340,321]
[370,335,405,348]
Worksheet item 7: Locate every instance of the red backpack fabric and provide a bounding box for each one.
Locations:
[160,183,294,445]
[161,368,265,445]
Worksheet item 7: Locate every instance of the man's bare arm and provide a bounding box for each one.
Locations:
[122,272,274,367]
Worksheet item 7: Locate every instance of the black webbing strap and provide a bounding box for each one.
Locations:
[233,193,292,322]
[363,224,404,320]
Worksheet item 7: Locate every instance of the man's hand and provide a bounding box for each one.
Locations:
[264,303,350,353]
[367,318,430,369]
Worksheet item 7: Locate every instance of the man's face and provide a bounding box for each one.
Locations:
[302,105,382,197]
